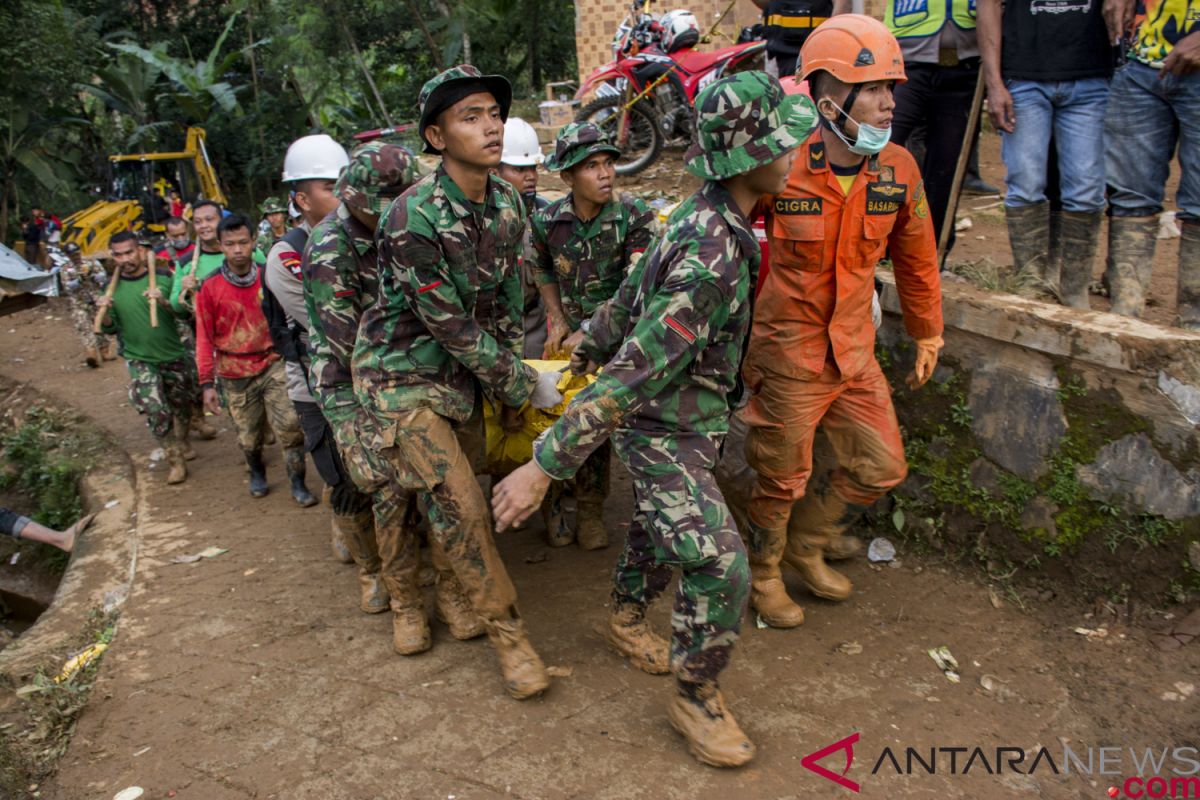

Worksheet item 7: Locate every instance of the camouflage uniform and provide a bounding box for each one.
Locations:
[532,72,815,687]
[351,68,538,632]
[62,257,110,353]
[304,141,440,613]
[256,197,287,256]
[128,357,199,440]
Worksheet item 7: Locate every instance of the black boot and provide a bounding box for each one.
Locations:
[285,447,317,507]
[245,449,268,498]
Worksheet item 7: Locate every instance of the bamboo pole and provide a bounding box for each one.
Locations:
[938,68,987,270]
[146,249,159,328]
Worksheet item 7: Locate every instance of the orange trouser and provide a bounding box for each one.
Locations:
[743,356,908,532]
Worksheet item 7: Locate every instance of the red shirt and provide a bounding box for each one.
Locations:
[194,265,278,385]
[156,242,195,269]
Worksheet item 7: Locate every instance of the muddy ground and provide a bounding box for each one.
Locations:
[0,250,1196,797]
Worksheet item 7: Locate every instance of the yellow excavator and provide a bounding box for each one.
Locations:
[62,127,227,257]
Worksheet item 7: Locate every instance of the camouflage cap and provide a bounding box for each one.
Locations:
[418,64,512,156]
[684,71,818,181]
[335,141,418,216]
[543,121,621,172]
[259,197,286,215]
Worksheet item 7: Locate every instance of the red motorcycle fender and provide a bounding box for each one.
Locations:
[576,66,626,99]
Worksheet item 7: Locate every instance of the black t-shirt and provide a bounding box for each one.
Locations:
[763,0,833,58]
[1001,0,1112,81]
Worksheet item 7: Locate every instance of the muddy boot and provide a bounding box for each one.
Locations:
[606,601,671,674]
[1058,210,1103,310]
[417,561,436,587]
[174,419,197,461]
[1106,216,1158,317]
[393,601,432,655]
[667,680,756,768]
[1177,220,1200,330]
[358,572,388,614]
[1005,202,1054,295]
[435,574,486,640]
[165,439,187,485]
[244,449,269,498]
[824,535,863,561]
[330,520,354,564]
[541,482,574,547]
[782,485,856,601]
[575,500,609,550]
[746,520,805,628]
[1047,204,1063,289]
[191,413,218,440]
[284,447,317,507]
[103,339,120,360]
[484,612,550,700]
[84,347,100,368]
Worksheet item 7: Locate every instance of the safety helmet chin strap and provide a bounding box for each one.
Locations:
[820,83,863,141]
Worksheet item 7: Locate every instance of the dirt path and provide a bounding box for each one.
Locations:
[2,302,1196,800]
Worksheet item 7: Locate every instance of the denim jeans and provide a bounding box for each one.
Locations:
[1104,61,1200,221]
[1001,77,1109,213]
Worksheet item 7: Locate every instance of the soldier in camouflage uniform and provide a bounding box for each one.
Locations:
[256,197,288,256]
[61,242,113,368]
[304,140,481,652]
[531,121,658,551]
[351,65,566,699]
[97,231,194,484]
[494,71,818,767]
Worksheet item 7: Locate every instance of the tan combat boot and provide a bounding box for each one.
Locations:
[746,520,805,628]
[484,613,550,700]
[175,419,197,461]
[360,573,389,614]
[165,440,187,485]
[191,415,218,440]
[435,573,485,640]
[392,602,432,655]
[575,500,609,550]
[667,681,756,768]
[335,508,387,613]
[606,602,671,674]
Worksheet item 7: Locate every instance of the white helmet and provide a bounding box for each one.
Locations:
[661,10,700,53]
[282,134,350,182]
[501,118,544,167]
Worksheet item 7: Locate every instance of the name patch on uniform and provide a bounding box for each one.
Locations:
[774,197,823,216]
[866,182,907,215]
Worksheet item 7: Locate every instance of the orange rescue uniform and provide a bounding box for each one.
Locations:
[743,130,943,532]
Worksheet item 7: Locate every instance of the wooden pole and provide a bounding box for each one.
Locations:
[93,263,120,334]
[146,249,158,328]
[938,68,987,270]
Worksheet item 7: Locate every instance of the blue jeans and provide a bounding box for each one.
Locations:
[1001,77,1110,213]
[1104,61,1200,221]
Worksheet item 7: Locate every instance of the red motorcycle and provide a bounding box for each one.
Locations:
[575,2,766,175]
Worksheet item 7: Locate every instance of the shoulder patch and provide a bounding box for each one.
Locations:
[280,250,304,280]
[808,144,826,171]
[912,181,930,219]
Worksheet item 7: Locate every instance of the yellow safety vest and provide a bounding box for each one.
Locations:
[885,0,976,38]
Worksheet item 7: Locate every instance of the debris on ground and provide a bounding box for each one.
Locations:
[955,216,973,233]
[169,546,228,564]
[1073,626,1109,640]
[1159,211,1181,240]
[929,646,961,683]
[546,665,573,678]
[836,641,863,655]
[867,537,896,563]
[55,642,108,683]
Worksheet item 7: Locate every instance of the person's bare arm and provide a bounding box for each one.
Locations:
[977,0,1014,133]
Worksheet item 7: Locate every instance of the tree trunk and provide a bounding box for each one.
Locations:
[341,19,395,126]
[528,0,541,90]
[287,67,319,129]
[406,0,444,70]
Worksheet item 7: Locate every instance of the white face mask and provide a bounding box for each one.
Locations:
[824,100,892,156]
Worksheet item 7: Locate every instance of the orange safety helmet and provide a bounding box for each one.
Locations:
[799,14,906,85]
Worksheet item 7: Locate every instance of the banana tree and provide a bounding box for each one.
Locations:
[0,109,88,242]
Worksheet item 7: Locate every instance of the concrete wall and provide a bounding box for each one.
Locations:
[875,271,1200,603]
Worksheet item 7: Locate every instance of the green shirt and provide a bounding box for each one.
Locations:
[101,269,186,364]
[170,247,265,312]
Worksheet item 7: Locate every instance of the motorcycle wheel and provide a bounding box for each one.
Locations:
[576,95,663,176]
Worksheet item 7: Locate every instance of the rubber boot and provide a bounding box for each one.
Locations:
[746,520,805,628]
[824,535,863,561]
[245,449,268,498]
[174,418,197,461]
[1005,202,1054,295]
[1177,220,1200,330]
[667,680,756,768]
[84,347,100,368]
[165,439,187,485]
[1106,216,1158,317]
[484,612,550,700]
[435,574,486,640]
[1047,204,1063,289]
[284,447,317,507]
[1058,210,1103,310]
[782,486,856,602]
[575,500,609,550]
[605,601,671,674]
[541,482,574,547]
[191,413,218,440]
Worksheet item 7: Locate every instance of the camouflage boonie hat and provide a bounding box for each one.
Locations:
[685,71,818,180]
[544,121,621,172]
[336,141,418,216]
[259,197,286,215]
[418,64,512,156]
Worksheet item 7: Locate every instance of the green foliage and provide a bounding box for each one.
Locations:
[0,408,85,531]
